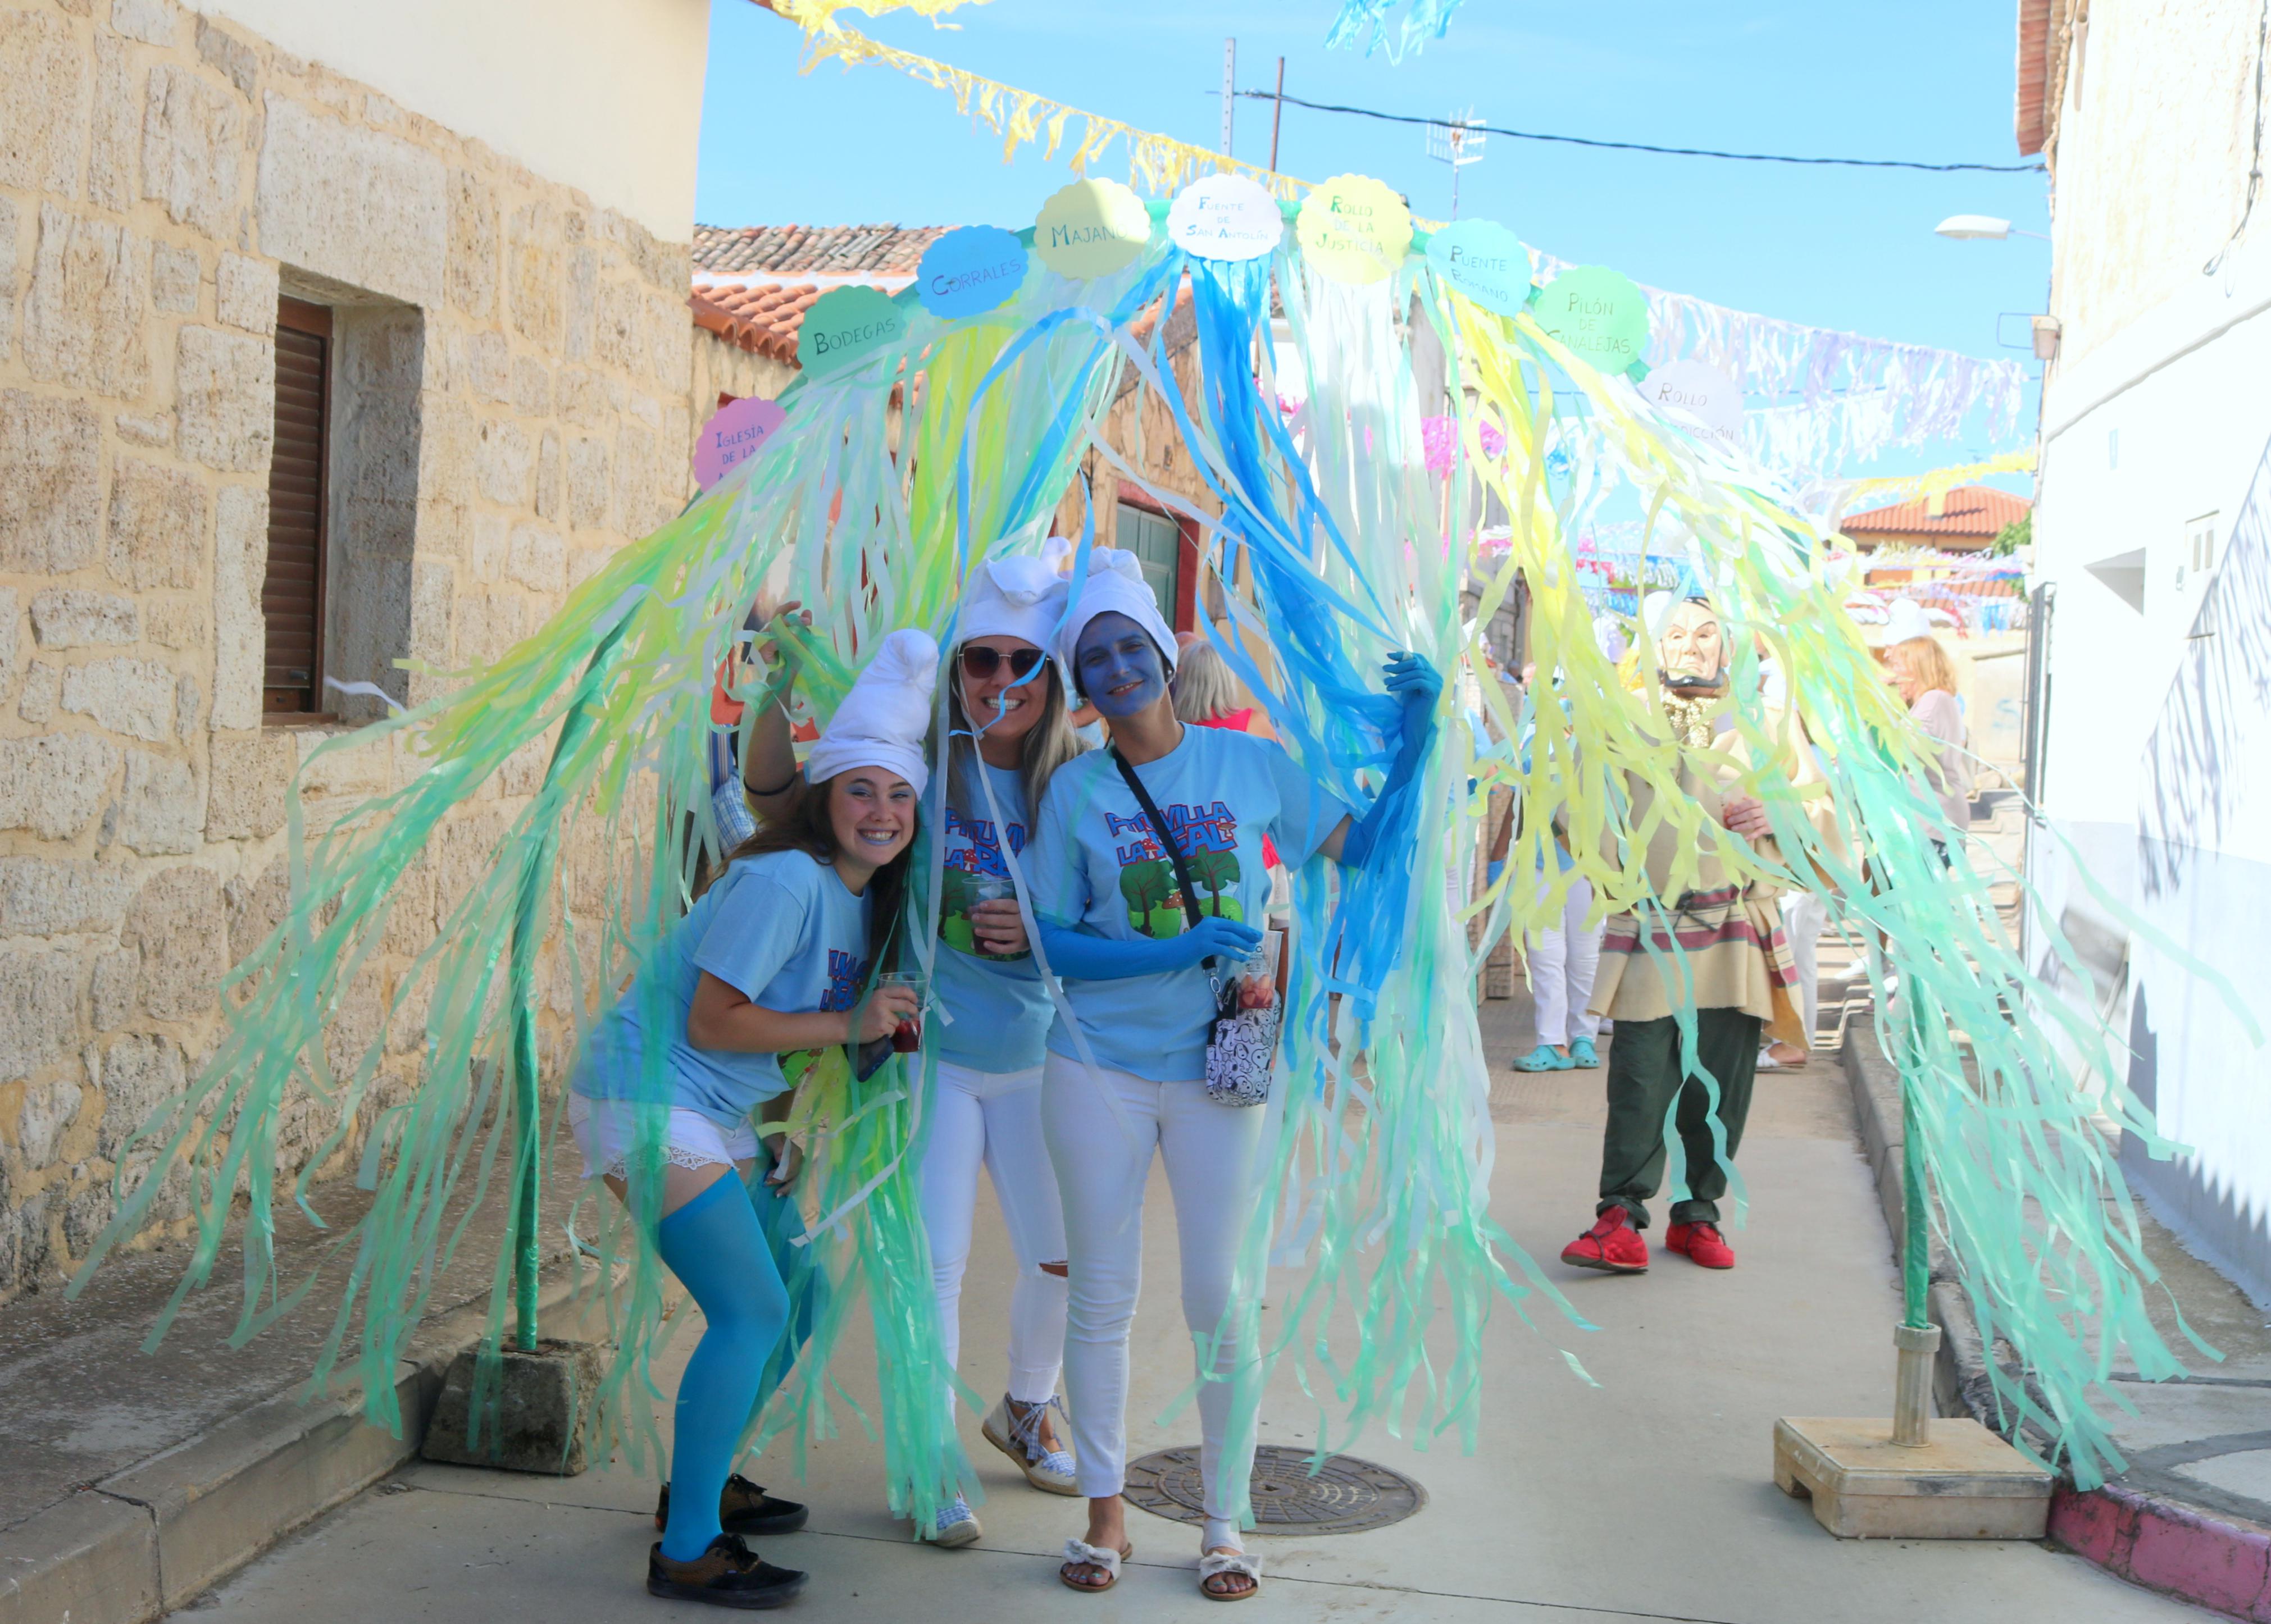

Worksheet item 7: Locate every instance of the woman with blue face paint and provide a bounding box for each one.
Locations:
[1025,549,1440,1602]
[569,631,934,1610]
[739,554,1088,1550]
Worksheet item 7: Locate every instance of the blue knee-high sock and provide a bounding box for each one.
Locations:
[655,1176,791,1562]
[743,1169,825,1418]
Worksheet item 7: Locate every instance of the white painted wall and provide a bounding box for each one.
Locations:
[211,0,709,243]
[2032,31,2271,1303]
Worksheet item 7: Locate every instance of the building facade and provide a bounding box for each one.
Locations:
[2020,0,2271,1304]
[0,0,709,1301]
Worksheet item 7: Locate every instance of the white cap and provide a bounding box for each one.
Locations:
[1050,546,1178,689]
[957,537,1071,651]
[804,628,939,796]
[1870,596,1936,646]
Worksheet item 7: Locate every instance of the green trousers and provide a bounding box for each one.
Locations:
[1597,1007,1762,1230]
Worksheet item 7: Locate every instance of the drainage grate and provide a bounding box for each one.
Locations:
[1122,1445,1426,1535]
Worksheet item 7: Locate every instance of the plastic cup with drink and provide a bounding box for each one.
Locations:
[878,970,927,1052]
[969,875,1021,959]
[1234,929,1282,1010]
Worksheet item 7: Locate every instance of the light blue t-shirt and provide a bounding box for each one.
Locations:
[572,848,871,1126]
[933,761,1054,1073]
[1029,726,1351,1082]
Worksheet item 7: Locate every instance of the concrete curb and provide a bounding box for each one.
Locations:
[1841,1014,2271,1621]
[0,1265,595,1624]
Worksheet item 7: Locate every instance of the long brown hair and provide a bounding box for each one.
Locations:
[706,772,914,983]
[945,650,1085,821]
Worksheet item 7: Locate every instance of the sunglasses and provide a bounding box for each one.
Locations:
[958,646,1046,682]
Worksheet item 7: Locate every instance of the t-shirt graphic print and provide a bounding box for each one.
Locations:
[941,802,1030,961]
[1105,801,1243,936]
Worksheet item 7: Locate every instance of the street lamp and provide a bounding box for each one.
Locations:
[1935,214,2050,241]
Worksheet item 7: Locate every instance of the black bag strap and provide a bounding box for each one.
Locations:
[1109,746,1221,985]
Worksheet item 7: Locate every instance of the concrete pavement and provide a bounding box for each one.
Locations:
[176,997,2204,1623]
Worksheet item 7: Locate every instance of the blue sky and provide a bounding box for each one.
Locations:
[695,1,2050,478]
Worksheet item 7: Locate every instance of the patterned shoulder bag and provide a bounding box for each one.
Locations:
[1109,747,1278,1107]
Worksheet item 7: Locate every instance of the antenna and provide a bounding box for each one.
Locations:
[1221,39,1236,157]
[1426,110,1487,219]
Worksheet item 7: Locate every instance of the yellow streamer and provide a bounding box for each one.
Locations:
[767,4,1312,199]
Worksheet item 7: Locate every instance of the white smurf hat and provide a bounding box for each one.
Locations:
[804,628,940,796]
[1869,596,1936,647]
[1050,545,1178,687]
[957,537,1071,651]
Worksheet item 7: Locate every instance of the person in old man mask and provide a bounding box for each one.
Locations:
[1560,594,1801,1276]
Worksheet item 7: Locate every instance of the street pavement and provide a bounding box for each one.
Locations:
[176,997,2208,1623]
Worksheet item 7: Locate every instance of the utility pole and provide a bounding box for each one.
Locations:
[1269,57,1286,172]
[1221,38,1236,157]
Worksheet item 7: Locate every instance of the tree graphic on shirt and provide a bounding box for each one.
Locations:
[1118,856,1181,938]
[1185,845,1243,921]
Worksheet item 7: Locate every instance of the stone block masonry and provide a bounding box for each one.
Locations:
[0,0,698,1304]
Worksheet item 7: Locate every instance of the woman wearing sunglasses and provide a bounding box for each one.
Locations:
[740,555,1087,1548]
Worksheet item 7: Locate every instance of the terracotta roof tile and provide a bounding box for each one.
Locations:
[689,282,829,366]
[1842,484,2032,546]
[691,223,952,279]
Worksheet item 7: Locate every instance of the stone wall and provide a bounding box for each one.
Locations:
[0,0,696,1301]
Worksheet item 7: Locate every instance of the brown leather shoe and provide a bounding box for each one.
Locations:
[655,1475,810,1536]
[647,1533,807,1609]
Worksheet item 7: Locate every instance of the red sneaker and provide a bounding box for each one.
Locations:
[1665,1221,1735,1269]
[1561,1208,1649,1273]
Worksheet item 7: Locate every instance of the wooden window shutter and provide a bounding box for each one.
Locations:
[264,296,331,713]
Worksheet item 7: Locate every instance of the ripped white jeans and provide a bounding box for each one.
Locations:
[1040,1052,1267,1520]
[920,1061,1068,1411]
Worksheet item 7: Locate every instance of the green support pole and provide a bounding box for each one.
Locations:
[1901,1071,1929,1331]
[508,623,629,1353]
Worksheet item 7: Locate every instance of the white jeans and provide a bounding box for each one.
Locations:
[1527,875,1603,1048]
[920,1061,1067,1411]
[1040,1053,1266,1520]
[1779,889,1828,1042]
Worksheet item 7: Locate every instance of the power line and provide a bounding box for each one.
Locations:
[1236,89,2047,174]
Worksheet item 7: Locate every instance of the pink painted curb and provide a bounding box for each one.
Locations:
[2052,1482,2271,1621]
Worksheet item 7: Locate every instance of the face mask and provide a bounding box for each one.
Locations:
[1074,612,1170,720]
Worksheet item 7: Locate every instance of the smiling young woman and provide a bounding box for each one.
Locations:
[569,629,936,1612]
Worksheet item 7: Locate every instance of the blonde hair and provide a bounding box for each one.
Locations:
[1170,639,1253,722]
[1888,635,1957,697]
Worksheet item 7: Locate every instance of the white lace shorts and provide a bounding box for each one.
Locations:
[566,1092,759,1183]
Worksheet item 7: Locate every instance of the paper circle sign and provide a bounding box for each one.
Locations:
[1167,174,1284,262]
[1423,220,1532,317]
[1297,174,1413,286]
[1532,265,1650,375]
[693,395,787,490]
[797,284,906,377]
[917,225,1028,320]
[1637,359,1743,449]
[1035,179,1152,279]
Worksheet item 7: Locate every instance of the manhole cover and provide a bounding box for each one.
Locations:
[1122,1445,1425,1535]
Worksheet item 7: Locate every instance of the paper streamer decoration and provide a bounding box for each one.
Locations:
[1424,218,1532,317]
[1533,264,1650,375]
[916,225,1027,319]
[1298,174,1413,285]
[1637,359,1742,450]
[692,396,789,490]
[1035,178,1152,279]
[1168,174,1286,262]
[1324,0,1470,58]
[797,284,907,376]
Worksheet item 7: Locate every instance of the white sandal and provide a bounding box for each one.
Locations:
[982,1394,1078,1495]
[1058,1537,1131,1594]
[1198,1547,1263,1602]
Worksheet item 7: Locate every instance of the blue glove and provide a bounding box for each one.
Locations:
[1036,915,1263,982]
[1341,650,1443,871]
